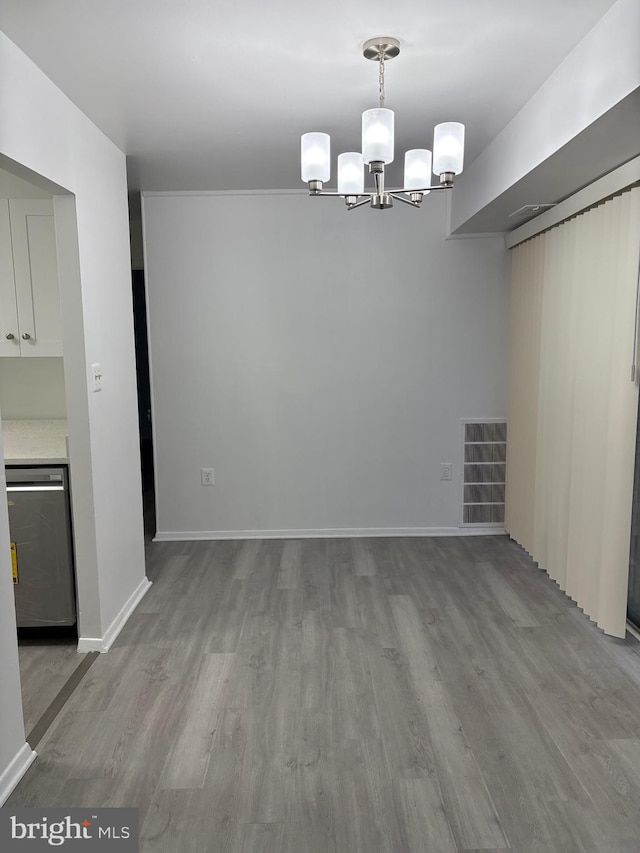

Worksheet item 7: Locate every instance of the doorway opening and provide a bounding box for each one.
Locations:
[132,268,156,539]
[0,160,90,746]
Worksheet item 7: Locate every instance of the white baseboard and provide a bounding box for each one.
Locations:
[154,526,507,542]
[77,576,152,653]
[0,742,37,805]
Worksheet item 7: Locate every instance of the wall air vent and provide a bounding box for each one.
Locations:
[462,420,506,526]
[509,203,556,218]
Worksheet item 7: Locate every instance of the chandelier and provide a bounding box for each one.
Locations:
[300,37,465,211]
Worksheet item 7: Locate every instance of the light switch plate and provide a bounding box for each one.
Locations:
[91,363,103,392]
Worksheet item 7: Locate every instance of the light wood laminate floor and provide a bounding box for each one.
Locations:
[7,535,640,852]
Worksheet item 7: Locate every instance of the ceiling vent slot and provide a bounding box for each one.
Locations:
[509,203,556,218]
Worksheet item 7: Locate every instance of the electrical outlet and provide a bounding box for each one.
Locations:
[201,468,214,486]
[440,463,452,481]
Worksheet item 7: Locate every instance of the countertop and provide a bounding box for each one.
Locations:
[2,419,69,465]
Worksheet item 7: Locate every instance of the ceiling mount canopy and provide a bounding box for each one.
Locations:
[301,37,465,211]
[361,36,400,63]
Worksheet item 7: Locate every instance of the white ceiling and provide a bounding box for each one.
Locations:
[0,0,634,229]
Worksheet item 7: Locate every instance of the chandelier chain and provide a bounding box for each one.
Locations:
[379,55,385,108]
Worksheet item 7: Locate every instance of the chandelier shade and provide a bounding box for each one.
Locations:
[301,132,331,182]
[362,108,395,165]
[404,149,432,192]
[337,153,365,195]
[300,37,465,211]
[432,122,465,176]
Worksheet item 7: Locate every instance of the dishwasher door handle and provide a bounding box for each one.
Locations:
[6,485,65,492]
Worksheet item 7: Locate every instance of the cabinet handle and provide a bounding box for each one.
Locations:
[21,333,31,340]
[5,333,15,340]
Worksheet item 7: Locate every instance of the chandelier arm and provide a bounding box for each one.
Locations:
[388,184,454,194]
[309,191,383,199]
[308,187,453,199]
[347,198,372,211]
[388,192,420,208]
[307,190,355,197]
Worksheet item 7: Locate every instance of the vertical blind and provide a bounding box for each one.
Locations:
[506,186,640,637]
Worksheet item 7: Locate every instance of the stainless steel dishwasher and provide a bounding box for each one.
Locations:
[7,465,76,627]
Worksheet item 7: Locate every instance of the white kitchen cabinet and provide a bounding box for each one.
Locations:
[0,199,62,357]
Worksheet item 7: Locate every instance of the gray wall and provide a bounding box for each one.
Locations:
[143,191,510,538]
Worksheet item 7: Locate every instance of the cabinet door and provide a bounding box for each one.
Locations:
[10,199,63,357]
[0,199,20,356]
